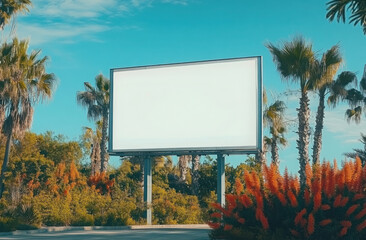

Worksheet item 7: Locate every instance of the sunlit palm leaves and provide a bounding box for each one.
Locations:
[263,100,287,166]
[0,0,31,29]
[266,36,314,187]
[326,0,366,34]
[0,38,55,198]
[310,46,343,165]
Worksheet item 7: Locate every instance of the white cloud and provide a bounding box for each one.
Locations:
[162,0,189,5]
[15,0,191,45]
[31,0,120,19]
[16,23,108,45]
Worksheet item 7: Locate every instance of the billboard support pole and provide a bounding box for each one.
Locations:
[217,153,225,207]
[144,156,152,225]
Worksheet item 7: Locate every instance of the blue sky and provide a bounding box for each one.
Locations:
[8,0,366,173]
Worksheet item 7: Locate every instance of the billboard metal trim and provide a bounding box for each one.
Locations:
[109,56,263,156]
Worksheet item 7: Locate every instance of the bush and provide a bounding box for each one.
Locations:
[153,185,202,224]
[0,217,17,232]
[208,158,366,240]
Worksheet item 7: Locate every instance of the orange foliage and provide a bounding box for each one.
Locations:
[341,220,352,227]
[210,212,221,219]
[235,178,243,195]
[355,208,366,220]
[333,194,342,207]
[319,219,332,226]
[294,208,307,226]
[340,196,349,207]
[356,219,366,232]
[226,194,237,211]
[239,194,252,208]
[321,204,331,210]
[223,224,233,231]
[313,192,321,212]
[208,222,220,229]
[305,163,312,188]
[87,172,115,195]
[307,213,315,235]
[339,227,348,237]
[69,161,80,181]
[237,218,245,224]
[209,159,366,238]
[346,204,360,216]
[304,189,311,206]
[287,190,298,207]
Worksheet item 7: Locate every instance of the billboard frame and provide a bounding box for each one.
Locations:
[108,56,263,157]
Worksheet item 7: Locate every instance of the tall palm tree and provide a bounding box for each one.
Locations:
[310,46,343,165]
[77,74,110,172]
[326,0,366,34]
[0,0,31,30]
[266,37,315,187]
[0,38,56,198]
[263,100,287,166]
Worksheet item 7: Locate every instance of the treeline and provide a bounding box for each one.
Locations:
[0,131,260,231]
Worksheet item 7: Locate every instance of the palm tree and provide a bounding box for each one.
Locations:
[326,0,366,34]
[0,0,31,29]
[266,37,314,187]
[77,74,110,172]
[191,154,200,195]
[178,155,191,182]
[81,121,102,175]
[342,66,366,123]
[310,46,343,165]
[0,38,56,198]
[263,100,287,166]
[256,90,269,166]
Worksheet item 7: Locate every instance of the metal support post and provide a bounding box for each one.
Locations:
[144,156,152,225]
[217,153,225,207]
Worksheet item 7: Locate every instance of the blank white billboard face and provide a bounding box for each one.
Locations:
[109,57,262,155]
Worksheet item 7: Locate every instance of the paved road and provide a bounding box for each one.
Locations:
[0,229,210,240]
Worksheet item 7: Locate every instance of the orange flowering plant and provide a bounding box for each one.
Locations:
[208,158,366,240]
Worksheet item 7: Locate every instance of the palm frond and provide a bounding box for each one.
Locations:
[345,106,362,123]
[345,88,364,107]
[266,37,314,91]
[328,71,357,107]
[361,65,366,92]
[326,0,366,34]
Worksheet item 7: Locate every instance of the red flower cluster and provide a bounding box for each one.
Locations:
[208,157,366,239]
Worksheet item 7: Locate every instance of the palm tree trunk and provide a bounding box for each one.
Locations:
[178,155,191,182]
[297,91,310,188]
[0,131,12,199]
[256,139,267,167]
[312,88,326,165]
[191,155,200,195]
[100,111,109,172]
[271,137,279,166]
[90,140,101,175]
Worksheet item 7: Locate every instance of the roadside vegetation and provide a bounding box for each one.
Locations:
[0,1,365,239]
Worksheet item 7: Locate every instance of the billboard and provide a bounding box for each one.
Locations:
[109,57,262,156]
